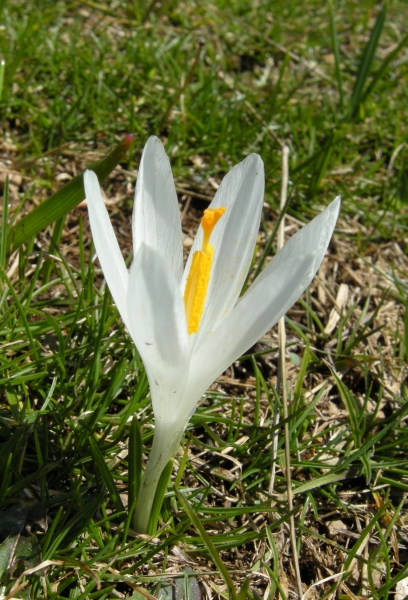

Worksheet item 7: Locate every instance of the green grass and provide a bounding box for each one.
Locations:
[1,0,408,598]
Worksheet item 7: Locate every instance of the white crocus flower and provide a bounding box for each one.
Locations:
[84,136,340,533]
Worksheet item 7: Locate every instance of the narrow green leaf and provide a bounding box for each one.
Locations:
[404,302,408,364]
[175,488,239,600]
[0,58,4,103]
[0,175,9,267]
[377,475,408,491]
[293,344,310,406]
[237,578,251,600]
[89,436,125,514]
[342,503,388,572]
[265,527,286,599]
[40,505,64,556]
[5,385,22,421]
[360,32,408,107]
[293,469,357,495]
[0,453,12,509]
[174,438,190,489]
[43,490,106,558]
[332,370,360,445]
[7,134,133,251]
[0,263,40,361]
[41,216,66,284]
[308,132,335,195]
[8,462,60,496]
[147,459,173,535]
[350,5,386,118]
[60,556,101,589]
[291,131,341,176]
[359,448,372,485]
[268,51,290,116]
[329,3,344,109]
[128,415,142,517]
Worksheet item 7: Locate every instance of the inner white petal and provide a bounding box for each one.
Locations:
[181,153,265,351]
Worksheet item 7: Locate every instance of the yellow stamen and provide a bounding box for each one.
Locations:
[184,207,226,334]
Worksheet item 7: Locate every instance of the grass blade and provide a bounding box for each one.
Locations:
[360,31,408,107]
[128,415,142,523]
[89,436,125,514]
[329,3,344,110]
[7,134,133,252]
[0,57,4,102]
[175,487,239,600]
[236,578,251,600]
[404,301,408,364]
[0,263,40,361]
[308,132,335,195]
[350,5,386,118]
[147,459,173,535]
[0,175,9,268]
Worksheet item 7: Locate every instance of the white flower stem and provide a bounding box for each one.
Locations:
[133,422,184,534]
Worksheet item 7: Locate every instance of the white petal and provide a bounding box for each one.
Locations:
[133,136,183,283]
[182,153,265,348]
[188,197,340,402]
[127,244,190,424]
[84,170,130,330]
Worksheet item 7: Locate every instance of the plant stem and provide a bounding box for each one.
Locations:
[133,422,183,533]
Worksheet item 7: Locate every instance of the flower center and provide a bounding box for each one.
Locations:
[183,207,226,334]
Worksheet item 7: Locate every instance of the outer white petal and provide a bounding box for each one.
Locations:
[186,197,341,410]
[133,136,183,283]
[84,170,130,331]
[182,153,265,348]
[127,244,190,424]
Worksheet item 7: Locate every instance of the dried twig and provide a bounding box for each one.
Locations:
[278,145,303,599]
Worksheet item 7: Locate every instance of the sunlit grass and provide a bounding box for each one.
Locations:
[1,0,408,598]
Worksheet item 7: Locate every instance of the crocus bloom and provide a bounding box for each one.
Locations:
[84,136,340,532]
